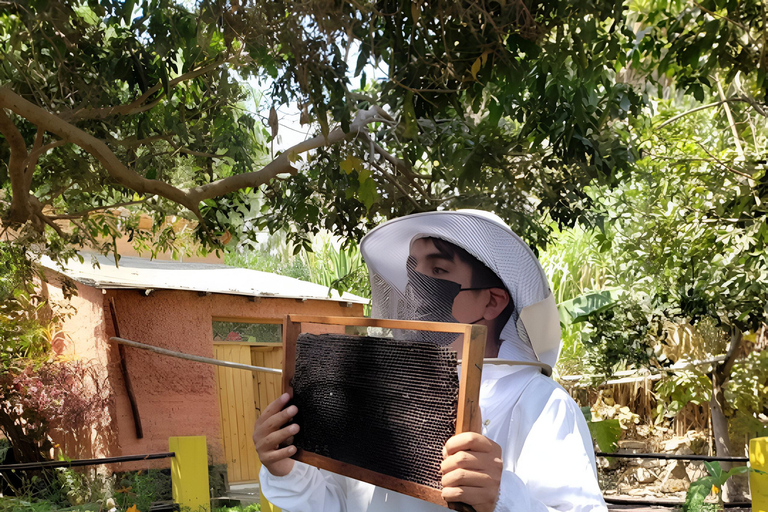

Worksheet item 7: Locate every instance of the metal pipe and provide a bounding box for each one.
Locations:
[595,451,749,462]
[0,452,175,472]
[605,497,751,508]
[109,337,282,375]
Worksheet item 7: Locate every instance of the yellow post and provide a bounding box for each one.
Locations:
[751,437,768,512]
[170,436,210,512]
[259,480,281,512]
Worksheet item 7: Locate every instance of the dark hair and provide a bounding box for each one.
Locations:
[428,237,515,344]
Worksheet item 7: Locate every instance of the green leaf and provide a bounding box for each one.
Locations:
[340,156,363,175]
[357,177,378,211]
[73,3,100,25]
[402,91,418,139]
[683,478,715,512]
[587,419,621,453]
[558,288,622,325]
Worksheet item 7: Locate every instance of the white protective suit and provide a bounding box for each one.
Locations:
[259,210,607,512]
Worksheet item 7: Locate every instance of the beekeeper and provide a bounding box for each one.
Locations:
[253,210,607,512]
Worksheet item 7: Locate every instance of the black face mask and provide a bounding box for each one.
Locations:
[396,267,486,346]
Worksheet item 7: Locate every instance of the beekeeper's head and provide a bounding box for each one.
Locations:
[360,210,561,374]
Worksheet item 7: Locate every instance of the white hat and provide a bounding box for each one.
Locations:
[360,210,562,370]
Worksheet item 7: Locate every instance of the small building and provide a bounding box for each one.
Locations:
[40,253,367,484]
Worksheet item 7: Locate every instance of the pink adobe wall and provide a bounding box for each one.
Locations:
[101,288,364,472]
[42,272,118,461]
[44,269,365,473]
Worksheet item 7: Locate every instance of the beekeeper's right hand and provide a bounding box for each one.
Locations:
[253,392,299,477]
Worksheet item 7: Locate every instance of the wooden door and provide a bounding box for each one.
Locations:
[250,345,283,422]
[214,343,261,483]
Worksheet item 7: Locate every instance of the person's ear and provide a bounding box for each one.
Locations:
[483,287,510,321]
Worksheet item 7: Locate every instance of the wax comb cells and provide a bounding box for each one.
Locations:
[291,333,459,489]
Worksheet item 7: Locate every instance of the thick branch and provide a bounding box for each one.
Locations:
[2,89,397,235]
[190,106,393,200]
[0,107,31,223]
[0,88,202,221]
[716,329,743,385]
[28,195,66,238]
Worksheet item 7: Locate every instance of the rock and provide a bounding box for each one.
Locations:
[640,458,662,469]
[619,440,647,452]
[598,456,620,470]
[662,437,689,452]
[661,478,689,493]
[659,460,691,493]
[634,467,658,484]
[686,461,708,482]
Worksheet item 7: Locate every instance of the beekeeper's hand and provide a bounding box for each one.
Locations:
[253,392,299,477]
[441,432,503,512]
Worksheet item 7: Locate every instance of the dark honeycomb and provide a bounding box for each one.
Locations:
[291,333,459,490]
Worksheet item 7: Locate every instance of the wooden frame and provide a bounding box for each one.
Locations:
[282,315,487,508]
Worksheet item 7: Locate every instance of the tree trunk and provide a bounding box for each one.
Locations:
[709,329,748,502]
[0,406,48,463]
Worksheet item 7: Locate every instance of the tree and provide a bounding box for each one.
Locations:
[554,85,767,499]
[1,0,654,264]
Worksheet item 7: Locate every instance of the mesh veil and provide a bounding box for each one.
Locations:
[361,210,562,370]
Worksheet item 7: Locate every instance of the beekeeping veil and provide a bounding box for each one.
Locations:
[360,210,561,375]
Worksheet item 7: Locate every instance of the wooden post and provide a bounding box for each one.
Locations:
[170,436,210,512]
[109,298,143,438]
[751,437,768,512]
[259,486,281,512]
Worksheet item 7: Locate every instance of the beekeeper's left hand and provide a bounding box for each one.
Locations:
[440,432,503,512]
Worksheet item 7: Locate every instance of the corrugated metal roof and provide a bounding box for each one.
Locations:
[40,253,369,304]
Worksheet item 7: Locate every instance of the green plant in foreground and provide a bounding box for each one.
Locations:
[213,504,261,512]
[580,407,622,454]
[683,461,760,512]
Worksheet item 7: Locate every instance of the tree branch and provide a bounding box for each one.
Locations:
[695,142,756,181]
[63,57,236,121]
[24,140,68,180]
[28,195,66,238]
[190,106,394,200]
[716,329,743,385]
[0,88,204,224]
[656,97,759,129]
[357,131,434,203]
[0,107,32,223]
[2,88,397,238]
[369,159,425,211]
[716,77,745,160]
[47,199,149,220]
[168,140,223,159]
[27,128,44,188]
[109,134,172,147]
